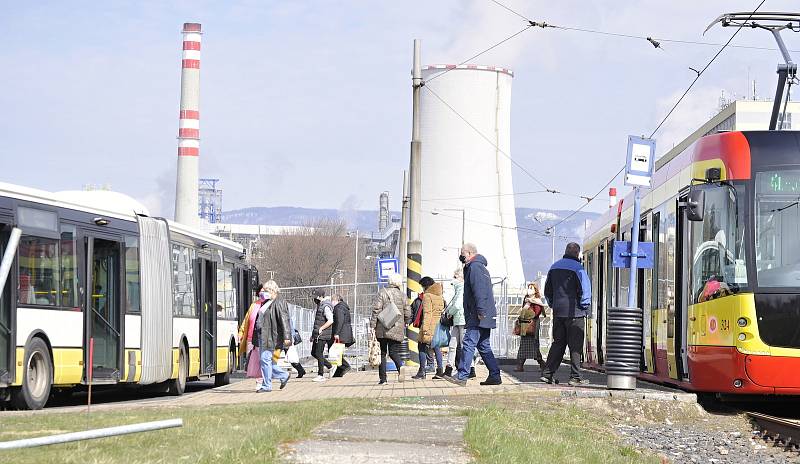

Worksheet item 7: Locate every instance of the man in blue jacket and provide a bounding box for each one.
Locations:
[446,243,501,386]
[541,242,592,386]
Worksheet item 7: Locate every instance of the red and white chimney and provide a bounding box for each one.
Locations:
[608,187,617,209]
[174,22,202,226]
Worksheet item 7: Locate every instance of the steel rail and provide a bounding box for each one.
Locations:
[748,412,800,446]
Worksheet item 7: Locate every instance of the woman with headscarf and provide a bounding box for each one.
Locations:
[515,282,547,373]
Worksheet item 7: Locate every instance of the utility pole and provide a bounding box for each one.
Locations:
[353,229,359,314]
[407,39,423,300]
[399,171,409,295]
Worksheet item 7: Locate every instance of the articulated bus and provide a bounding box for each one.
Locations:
[0,182,258,409]
[583,130,800,396]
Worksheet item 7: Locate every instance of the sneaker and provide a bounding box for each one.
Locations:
[255,382,263,392]
[432,368,444,380]
[256,388,271,393]
[378,379,388,385]
[411,373,426,380]
[280,376,290,390]
[444,375,467,387]
[443,366,453,377]
[312,375,327,382]
[540,375,554,384]
[332,365,351,378]
[469,367,477,379]
[480,377,502,386]
[568,378,590,387]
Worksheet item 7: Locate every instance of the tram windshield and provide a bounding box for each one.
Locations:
[690,183,748,303]
[755,169,800,288]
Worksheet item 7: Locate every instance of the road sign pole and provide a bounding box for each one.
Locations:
[627,186,641,309]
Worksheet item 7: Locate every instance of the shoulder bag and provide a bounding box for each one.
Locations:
[377,289,402,329]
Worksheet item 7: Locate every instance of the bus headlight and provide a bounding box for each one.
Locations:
[737,317,748,327]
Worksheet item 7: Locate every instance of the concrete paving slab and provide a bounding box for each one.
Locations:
[314,415,467,445]
[284,439,471,464]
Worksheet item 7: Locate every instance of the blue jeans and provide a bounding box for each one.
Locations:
[418,343,444,372]
[259,348,289,391]
[457,327,500,380]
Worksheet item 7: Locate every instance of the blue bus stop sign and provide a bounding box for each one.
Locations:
[377,258,399,281]
[612,241,655,269]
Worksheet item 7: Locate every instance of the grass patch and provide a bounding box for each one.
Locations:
[464,404,659,464]
[1,399,367,464]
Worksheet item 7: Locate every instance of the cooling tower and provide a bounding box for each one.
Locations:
[419,64,525,286]
[174,22,202,227]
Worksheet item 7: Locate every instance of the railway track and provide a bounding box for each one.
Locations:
[748,412,800,447]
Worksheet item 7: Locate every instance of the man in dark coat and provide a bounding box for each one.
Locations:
[541,242,592,386]
[446,243,501,386]
[330,294,354,377]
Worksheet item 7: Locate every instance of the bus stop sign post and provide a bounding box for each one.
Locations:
[607,136,655,391]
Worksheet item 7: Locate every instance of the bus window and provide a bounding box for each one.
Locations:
[125,236,141,313]
[216,265,237,320]
[172,244,196,316]
[18,236,59,306]
[60,225,78,308]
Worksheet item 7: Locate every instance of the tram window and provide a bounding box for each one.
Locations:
[59,225,78,308]
[216,265,237,320]
[756,170,800,287]
[18,236,59,306]
[652,212,660,309]
[690,185,746,302]
[125,236,141,313]
[172,244,196,316]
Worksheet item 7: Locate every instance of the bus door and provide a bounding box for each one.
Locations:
[198,258,217,375]
[596,239,607,365]
[0,220,14,385]
[84,234,123,382]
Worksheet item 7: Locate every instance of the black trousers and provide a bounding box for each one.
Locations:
[312,339,332,375]
[377,338,404,382]
[543,316,585,379]
[327,339,351,376]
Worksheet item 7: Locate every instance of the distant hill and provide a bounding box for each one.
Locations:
[222,206,600,280]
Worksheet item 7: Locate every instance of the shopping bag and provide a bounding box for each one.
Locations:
[368,335,382,367]
[286,345,300,364]
[327,342,345,367]
[432,323,451,348]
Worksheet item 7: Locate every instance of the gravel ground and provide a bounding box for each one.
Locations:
[616,423,799,464]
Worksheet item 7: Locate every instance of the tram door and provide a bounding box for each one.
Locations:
[676,198,690,380]
[85,236,122,381]
[198,258,217,375]
[0,223,13,385]
[596,240,607,365]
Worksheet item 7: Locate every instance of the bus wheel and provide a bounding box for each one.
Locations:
[168,345,187,396]
[11,338,53,410]
[214,348,234,387]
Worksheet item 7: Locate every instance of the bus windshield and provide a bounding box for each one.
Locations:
[755,169,800,288]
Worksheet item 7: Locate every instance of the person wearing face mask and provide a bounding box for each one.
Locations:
[256,280,293,392]
[445,243,501,387]
[310,289,334,382]
[238,283,266,391]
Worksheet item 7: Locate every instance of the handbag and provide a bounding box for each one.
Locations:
[440,295,455,327]
[432,323,451,348]
[368,334,382,367]
[377,290,402,329]
[286,345,300,364]
[293,329,303,346]
[513,319,521,336]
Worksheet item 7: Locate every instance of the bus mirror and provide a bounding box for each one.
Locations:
[687,188,705,221]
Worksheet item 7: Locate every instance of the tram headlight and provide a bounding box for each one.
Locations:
[737,317,748,327]
[738,333,746,342]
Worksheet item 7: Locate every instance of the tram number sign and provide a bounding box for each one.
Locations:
[611,241,655,269]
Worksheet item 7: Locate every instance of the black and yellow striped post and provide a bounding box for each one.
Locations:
[405,249,422,367]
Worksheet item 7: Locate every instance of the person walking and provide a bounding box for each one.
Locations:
[371,272,411,385]
[413,277,445,380]
[310,289,334,382]
[238,283,266,390]
[515,282,547,374]
[256,280,292,392]
[443,268,465,378]
[410,281,435,372]
[540,242,592,386]
[330,294,354,378]
[446,243,502,386]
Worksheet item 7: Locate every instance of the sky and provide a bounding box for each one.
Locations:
[1,0,798,219]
